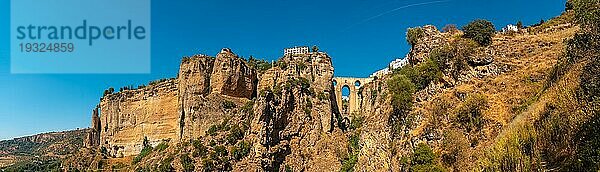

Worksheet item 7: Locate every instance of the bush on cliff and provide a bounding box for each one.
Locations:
[180,153,195,172]
[133,137,153,164]
[133,146,152,164]
[430,38,475,80]
[394,58,442,90]
[231,140,251,160]
[410,143,444,172]
[387,74,417,137]
[455,93,488,133]
[222,100,237,109]
[247,56,272,74]
[462,19,495,46]
[407,27,425,47]
[154,142,169,152]
[341,132,361,172]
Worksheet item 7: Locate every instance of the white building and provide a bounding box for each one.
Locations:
[370,68,390,78]
[390,57,409,70]
[284,46,310,55]
[369,56,410,78]
[502,24,519,33]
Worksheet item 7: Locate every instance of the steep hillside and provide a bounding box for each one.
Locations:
[0,129,88,170]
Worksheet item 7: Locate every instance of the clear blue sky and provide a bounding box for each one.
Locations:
[0,0,566,140]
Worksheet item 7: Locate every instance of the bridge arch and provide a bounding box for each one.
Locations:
[333,77,373,116]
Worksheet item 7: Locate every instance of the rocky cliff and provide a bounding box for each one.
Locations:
[245,52,345,171]
[94,48,259,158]
[59,7,598,172]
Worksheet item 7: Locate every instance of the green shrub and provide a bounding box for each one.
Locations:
[349,113,364,130]
[387,74,416,116]
[275,60,288,69]
[394,58,442,90]
[154,142,169,152]
[416,58,443,89]
[222,100,237,109]
[566,0,574,10]
[340,154,358,172]
[133,138,153,164]
[412,143,436,165]
[456,93,488,133]
[430,38,475,79]
[299,77,311,91]
[387,74,417,137]
[462,19,496,46]
[241,101,254,113]
[207,125,219,136]
[247,56,272,74]
[180,154,195,172]
[202,159,215,172]
[481,124,537,171]
[231,141,252,160]
[341,132,361,172]
[226,124,244,144]
[274,84,283,97]
[410,143,444,172]
[192,140,208,158]
[297,62,307,71]
[441,129,469,170]
[158,155,174,172]
[318,91,327,101]
[214,145,228,157]
[565,33,600,63]
[407,27,426,46]
[570,113,600,171]
[572,0,600,33]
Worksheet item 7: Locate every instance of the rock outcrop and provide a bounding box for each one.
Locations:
[210,48,257,99]
[246,52,344,171]
[99,80,180,157]
[408,25,453,64]
[94,48,259,157]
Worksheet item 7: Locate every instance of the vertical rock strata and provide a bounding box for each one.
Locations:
[89,48,348,171]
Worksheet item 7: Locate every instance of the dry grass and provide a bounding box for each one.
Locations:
[412,13,580,171]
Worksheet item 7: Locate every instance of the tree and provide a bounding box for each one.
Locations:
[516,21,523,29]
[407,27,425,47]
[462,19,496,46]
[311,45,319,52]
[410,143,445,172]
[566,0,574,10]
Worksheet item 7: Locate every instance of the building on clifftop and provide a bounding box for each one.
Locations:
[284,46,309,55]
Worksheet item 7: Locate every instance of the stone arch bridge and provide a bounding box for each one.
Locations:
[332,77,373,115]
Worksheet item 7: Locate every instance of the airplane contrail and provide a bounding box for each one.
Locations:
[342,0,450,31]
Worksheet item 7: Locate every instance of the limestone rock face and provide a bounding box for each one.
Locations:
[210,48,257,99]
[408,25,453,64]
[469,48,495,66]
[99,80,179,157]
[95,49,259,157]
[354,79,395,171]
[178,54,214,97]
[177,54,217,140]
[246,52,344,171]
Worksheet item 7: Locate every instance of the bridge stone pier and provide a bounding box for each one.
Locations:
[333,77,374,115]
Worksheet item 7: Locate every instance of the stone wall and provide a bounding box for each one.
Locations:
[99,80,179,157]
